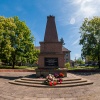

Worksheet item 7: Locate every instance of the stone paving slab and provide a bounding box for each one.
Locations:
[0,72,100,100]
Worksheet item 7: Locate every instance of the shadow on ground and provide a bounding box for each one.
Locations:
[0,72,100,80]
[0,74,36,80]
[0,76,23,80]
[71,72,100,76]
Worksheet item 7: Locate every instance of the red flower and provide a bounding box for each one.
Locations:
[57,78,63,84]
[53,81,57,85]
[49,81,53,86]
[59,73,64,77]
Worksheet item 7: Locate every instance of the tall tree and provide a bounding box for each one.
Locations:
[60,37,65,45]
[0,16,39,68]
[0,16,16,64]
[79,17,100,68]
[75,57,85,65]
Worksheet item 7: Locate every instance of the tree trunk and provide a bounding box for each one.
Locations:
[12,61,15,69]
[12,54,16,69]
[98,42,100,69]
[98,55,100,68]
[98,62,100,69]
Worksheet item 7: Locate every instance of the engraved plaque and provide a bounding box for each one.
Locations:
[44,58,58,66]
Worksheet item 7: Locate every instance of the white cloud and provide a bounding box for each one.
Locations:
[72,38,80,45]
[60,0,100,26]
[59,0,100,48]
[72,0,100,24]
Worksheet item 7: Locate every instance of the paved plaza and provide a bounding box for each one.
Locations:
[0,72,100,100]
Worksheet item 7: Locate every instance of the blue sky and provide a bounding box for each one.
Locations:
[0,0,100,60]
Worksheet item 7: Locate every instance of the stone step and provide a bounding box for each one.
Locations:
[9,81,46,87]
[15,79,43,84]
[21,78,45,81]
[15,78,87,84]
[21,77,82,82]
[63,78,82,81]
[56,81,93,87]
[60,79,87,84]
[9,80,93,88]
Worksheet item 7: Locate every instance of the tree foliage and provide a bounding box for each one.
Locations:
[65,62,70,68]
[79,16,100,67]
[60,37,65,45]
[0,16,39,68]
[75,57,85,65]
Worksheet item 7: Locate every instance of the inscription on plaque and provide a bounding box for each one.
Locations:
[45,58,58,66]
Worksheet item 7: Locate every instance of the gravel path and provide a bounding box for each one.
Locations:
[0,72,100,100]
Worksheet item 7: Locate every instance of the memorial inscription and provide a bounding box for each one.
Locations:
[45,58,58,66]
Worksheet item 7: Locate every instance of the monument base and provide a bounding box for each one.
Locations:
[35,68,67,77]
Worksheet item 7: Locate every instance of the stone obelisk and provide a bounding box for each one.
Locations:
[36,15,67,77]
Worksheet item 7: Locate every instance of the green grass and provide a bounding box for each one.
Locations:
[0,65,37,70]
[0,65,99,70]
[67,66,99,70]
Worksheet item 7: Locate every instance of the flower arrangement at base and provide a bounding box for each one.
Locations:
[43,74,57,86]
[43,73,64,86]
[59,73,64,78]
[57,78,63,84]
[54,73,64,78]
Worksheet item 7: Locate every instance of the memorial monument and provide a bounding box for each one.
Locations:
[36,15,67,77]
[9,16,93,88]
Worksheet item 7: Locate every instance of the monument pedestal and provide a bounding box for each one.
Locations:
[36,68,67,77]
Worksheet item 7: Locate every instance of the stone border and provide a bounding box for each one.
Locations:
[0,69,35,72]
[68,69,100,72]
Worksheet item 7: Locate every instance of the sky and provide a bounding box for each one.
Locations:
[0,0,100,60]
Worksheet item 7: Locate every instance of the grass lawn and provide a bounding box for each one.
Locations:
[0,65,37,70]
[67,66,99,70]
[0,64,99,70]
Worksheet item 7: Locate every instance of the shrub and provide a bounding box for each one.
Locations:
[65,62,70,68]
